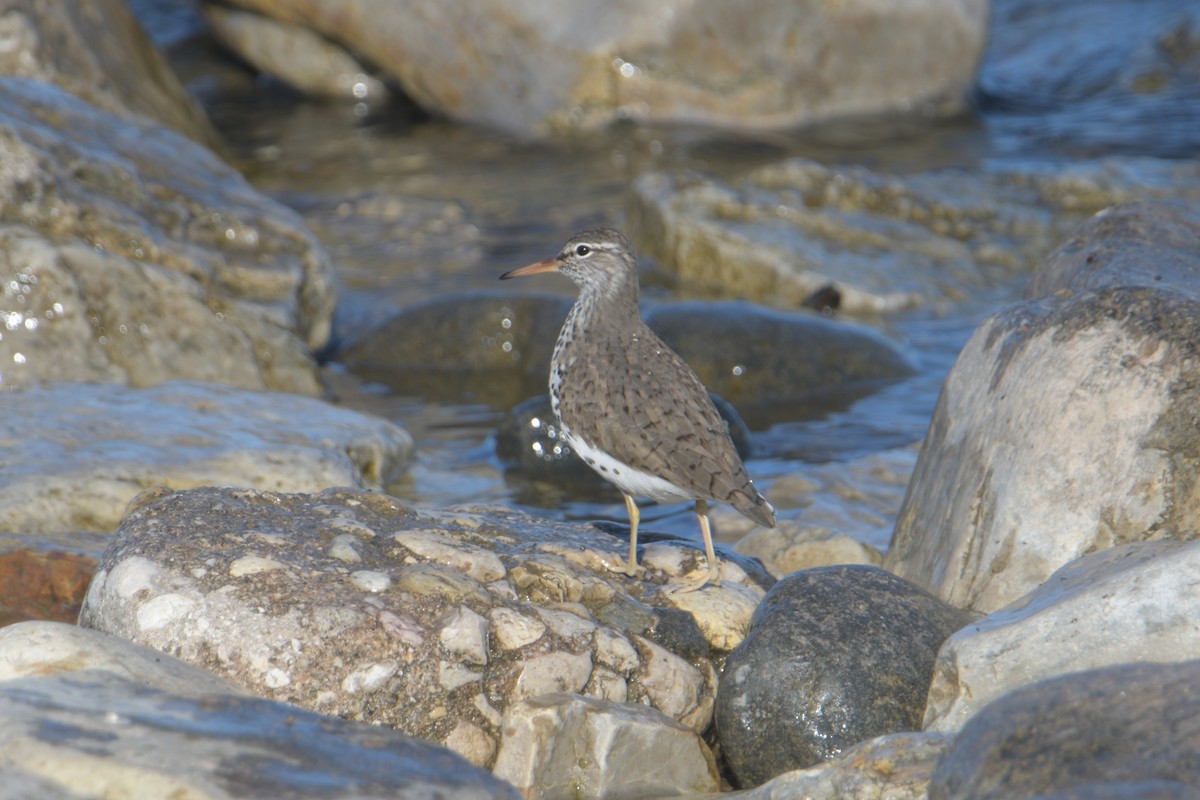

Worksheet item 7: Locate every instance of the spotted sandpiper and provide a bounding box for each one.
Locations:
[500,228,776,590]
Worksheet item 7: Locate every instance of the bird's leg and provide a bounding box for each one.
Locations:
[672,499,721,593]
[607,493,645,577]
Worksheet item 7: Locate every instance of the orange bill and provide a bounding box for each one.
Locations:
[499,257,559,280]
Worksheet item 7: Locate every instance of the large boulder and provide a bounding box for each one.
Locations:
[887,202,1200,611]
[203,0,988,137]
[0,77,335,395]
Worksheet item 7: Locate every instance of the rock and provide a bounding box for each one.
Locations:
[0,621,247,695]
[643,302,917,428]
[627,158,1200,311]
[707,731,951,800]
[732,448,915,577]
[80,486,770,770]
[0,625,519,800]
[716,565,974,787]
[0,381,414,535]
[1027,201,1200,299]
[1,0,219,146]
[927,661,1200,800]
[0,550,94,627]
[204,5,390,102]
[887,202,1200,611]
[0,77,335,395]
[492,693,719,797]
[980,0,1200,158]
[339,292,571,409]
[925,540,1200,733]
[203,0,987,137]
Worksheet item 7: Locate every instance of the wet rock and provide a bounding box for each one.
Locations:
[731,447,915,575]
[202,0,986,137]
[2,0,219,146]
[0,381,413,535]
[927,661,1200,800]
[0,625,519,800]
[644,302,917,427]
[925,540,1200,733]
[887,202,1200,611]
[204,5,390,102]
[492,693,719,797]
[495,393,752,492]
[716,566,974,788]
[981,0,1200,158]
[628,158,1200,310]
[80,486,769,774]
[709,731,951,800]
[339,292,570,408]
[0,77,335,395]
[0,550,95,627]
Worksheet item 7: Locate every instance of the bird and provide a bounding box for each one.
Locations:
[500,228,775,591]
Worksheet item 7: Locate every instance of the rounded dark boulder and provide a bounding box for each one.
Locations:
[716,565,974,788]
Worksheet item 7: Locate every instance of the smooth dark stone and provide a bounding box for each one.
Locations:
[716,565,974,788]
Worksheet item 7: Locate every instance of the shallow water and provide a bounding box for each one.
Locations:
[149,0,1199,548]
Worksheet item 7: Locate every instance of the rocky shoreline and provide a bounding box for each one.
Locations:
[2,1,1200,798]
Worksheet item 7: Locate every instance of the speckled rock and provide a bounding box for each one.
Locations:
[1,0,218,146]
[628,159,1200,310]
[706,731,951,800]
[0,381,413,535]
[202,0,986,137]
[0,624,519,799]
[80,486,771,776]
[928,661,1200,800]
[926,540,1200,733]
[887,201,1200,612]
[492,692,719,797]
[0,77,335,394]
[715,566,975,788]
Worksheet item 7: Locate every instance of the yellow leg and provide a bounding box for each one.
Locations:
[607,493,645,577]
[673,499,721,593]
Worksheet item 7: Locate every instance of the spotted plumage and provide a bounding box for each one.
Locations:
[501,228,775,590]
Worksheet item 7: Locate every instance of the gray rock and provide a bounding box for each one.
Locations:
[704,731,951,800]
[339,292,571,409]
[644,302,916,428]
[716,565,974,787]
[0,668,518,800]
[928,661,1200,800]
[0,381,413,535]
[202,0,987,137]
[80,486,769,775]
[1,0,218,146]
[925,540,1200,733]
[204,5,390,102]
[0,77,335,395]
[887,202,1200,612]
[492,692,719,797]
[628,159,1200,311]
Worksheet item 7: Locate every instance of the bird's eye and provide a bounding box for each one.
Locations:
[574,244,591,257]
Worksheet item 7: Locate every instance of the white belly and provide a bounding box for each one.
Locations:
[562,423,693,503]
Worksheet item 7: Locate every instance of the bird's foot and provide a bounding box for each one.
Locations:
[605,558,645,579]
[669,564,721,594]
